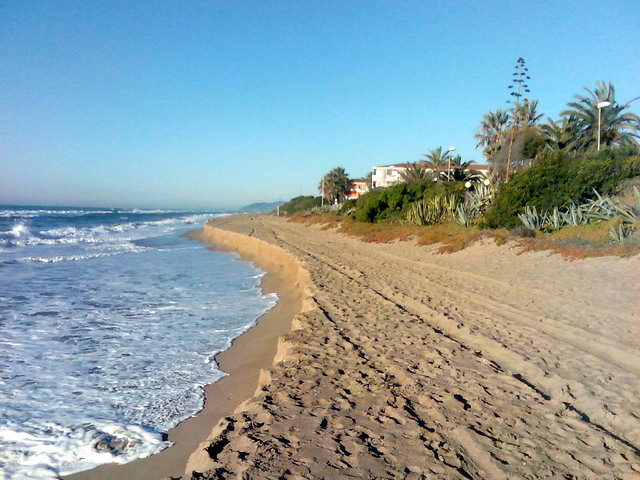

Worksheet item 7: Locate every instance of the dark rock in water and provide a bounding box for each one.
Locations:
[93,433,131,454]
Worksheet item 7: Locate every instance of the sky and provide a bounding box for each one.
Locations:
[1,1,638,210]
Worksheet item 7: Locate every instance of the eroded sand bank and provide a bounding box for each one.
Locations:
[184,214,640,479]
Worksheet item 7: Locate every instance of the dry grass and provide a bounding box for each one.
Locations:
[288,214,494,253]
[285,213,639,259]
[514,238,640,259]
[514,219,640,260]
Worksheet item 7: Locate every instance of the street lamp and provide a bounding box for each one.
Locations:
[597,100,611,151]
[447,146,456,182]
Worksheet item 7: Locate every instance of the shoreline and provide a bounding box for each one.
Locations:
[67,217,306,480]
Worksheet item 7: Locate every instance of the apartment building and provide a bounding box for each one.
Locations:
[346,178,369,199]
[371,162,489,188]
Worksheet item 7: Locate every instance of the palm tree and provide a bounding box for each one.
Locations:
[540,116,580,151]
[443,158,477,182]
[475,109,510,159]
[513,99,543,127]
[560,81,640,150]
[422,146,454,181]
[319,167,349,205]
[503,98,544,180]
[400,162,429,184]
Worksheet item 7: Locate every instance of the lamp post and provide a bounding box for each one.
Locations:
[447,146,456,182]
[596,100,611,151]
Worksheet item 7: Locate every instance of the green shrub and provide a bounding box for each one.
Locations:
[484,148,640,228]
[337,199,356,215]
[279,196,322,215]
[352,181,465,223]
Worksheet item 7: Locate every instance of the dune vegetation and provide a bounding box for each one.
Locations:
[283,72,640,257]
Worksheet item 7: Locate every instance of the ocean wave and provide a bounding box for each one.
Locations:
[126,208,184,214]
[0,209,114,218]
[2,214,214,248]
[1,223,31,238]
[17,250,141,264]
[0,420,170,479]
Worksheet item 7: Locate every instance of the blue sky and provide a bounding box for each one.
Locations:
[1,1,638,210]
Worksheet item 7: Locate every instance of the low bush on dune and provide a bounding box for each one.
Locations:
[281,148,640,257]
[279,195,322,215]
[352,181,465,223]
[484,148,640,228]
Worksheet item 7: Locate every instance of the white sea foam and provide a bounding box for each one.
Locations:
[0,421,170,479]
[16,251,135,263]
[9,224,30,237]
[0,209,114,218]
[3,213,214,250]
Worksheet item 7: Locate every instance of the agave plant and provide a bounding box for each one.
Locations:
[581,190,619,221]
[454,204,470,227]
[561,204,586,226]
[466,182,495,217]
[611,187,640,222]
[519,187,640,233]
[518,206,543,230]
[544,207,563,230]
[405,194,460,226]
[609,223,631,245]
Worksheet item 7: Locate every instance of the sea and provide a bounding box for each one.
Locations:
[0,205,277,479]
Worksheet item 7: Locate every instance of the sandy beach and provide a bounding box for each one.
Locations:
[182,214,639,479]
[68,213,639,479]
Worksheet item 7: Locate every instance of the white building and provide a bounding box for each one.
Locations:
[371,163,410,188]
[371,162,490,188]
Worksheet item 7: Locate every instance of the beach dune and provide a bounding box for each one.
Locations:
[183,214,640,479]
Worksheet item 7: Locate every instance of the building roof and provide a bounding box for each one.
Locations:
[466,164,490,171]
[374,162,411,169]
[349,178,366,183]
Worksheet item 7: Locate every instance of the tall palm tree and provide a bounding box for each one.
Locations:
[422,146,454,181]
[318,167,349,205]
[540,116,580,151]
[513,99,543,127]
[400,162,429,184]
[504,98,544,180]
[560,81,640,150]
[475,109,510,159]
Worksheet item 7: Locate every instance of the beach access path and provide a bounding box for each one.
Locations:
[183,214,640,479]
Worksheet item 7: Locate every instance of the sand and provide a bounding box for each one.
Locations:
[67,213,640,479]
[183,214,639,479]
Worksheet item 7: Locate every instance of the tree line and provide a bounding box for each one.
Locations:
[317,58,639,206]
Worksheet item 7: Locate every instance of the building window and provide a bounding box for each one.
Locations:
[372,169,377,175]
[386,169,392,175]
